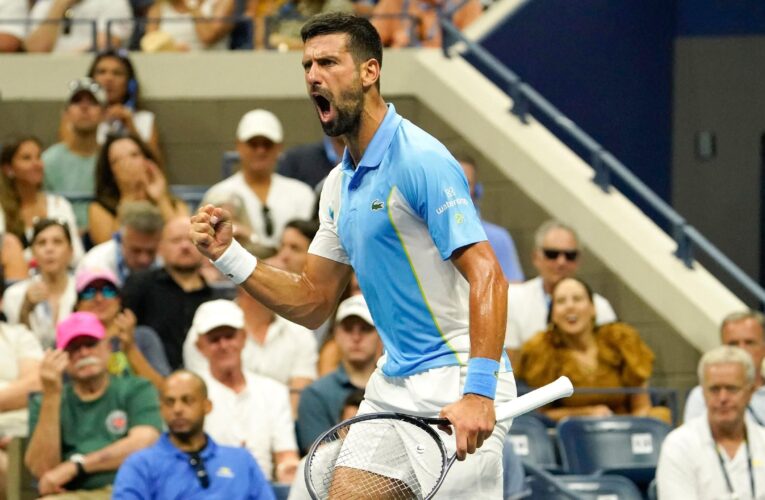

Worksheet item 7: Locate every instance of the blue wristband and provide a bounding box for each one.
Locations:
[463,357,499,399]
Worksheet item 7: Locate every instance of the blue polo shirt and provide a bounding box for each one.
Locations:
[309,104,510,377]
[112,433,275,500]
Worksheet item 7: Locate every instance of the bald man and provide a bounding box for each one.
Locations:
[113,371,275,499]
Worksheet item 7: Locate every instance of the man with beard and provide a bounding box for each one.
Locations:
[24,311,162,498]
[112,371,275,499]
[190,12,514,498]
[202,109,315,251]
[122,216,225,370]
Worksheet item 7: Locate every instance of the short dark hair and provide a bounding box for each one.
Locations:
[301,13,383,69]
[31,218,73,246]
[285,218,319,242]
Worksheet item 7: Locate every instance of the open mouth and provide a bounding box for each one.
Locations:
[312,92,334,122]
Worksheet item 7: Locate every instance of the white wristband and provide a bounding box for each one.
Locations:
[211,239,257,285]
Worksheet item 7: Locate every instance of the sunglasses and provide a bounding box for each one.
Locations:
[189,453,210,489]
[542,248,579,262]
[262,205,274,237]
[79,284,119,301]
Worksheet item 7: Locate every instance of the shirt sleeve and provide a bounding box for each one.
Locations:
[268,381,298,453]
[8,324,44,360]
[308,168,350,265]
[594,294,617,324]
[112,453,152,500]
[0,0,28,38]
[125,378,163,431]
[656,430,700,500]
[395,149,486,260]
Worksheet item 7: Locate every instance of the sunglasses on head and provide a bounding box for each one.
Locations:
[79,284,119,301]
[542,248,579,262]
[189,453,210,489]
[262,205,274,237]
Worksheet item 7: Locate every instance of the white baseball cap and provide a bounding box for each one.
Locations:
[236,109,283,143]
[335,295,374,326]
[192,299,244,335]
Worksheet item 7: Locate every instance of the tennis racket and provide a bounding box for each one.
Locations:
[305,376,574,500]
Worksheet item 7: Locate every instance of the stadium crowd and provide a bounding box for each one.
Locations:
[0,4,759,500]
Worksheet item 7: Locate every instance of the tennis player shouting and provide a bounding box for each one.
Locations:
[190,12,515,498]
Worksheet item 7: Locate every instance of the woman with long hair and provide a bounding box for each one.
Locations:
[88,133,188,245]
[2,219,77,348]
[0,135,83,264]
[516,276,671,423]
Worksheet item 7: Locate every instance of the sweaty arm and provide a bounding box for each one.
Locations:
[439,240,508,460]
[452,241,508,363]
[190,205,352,329]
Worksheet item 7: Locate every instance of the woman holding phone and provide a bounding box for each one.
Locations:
[88,133,187,245]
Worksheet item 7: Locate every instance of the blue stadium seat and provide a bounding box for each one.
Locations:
[170,184,208,211]
[506,414,560,472]
[521,463,580,500]
[647,478,658,500]
[557,475,643,500]
[221,151,240,179]
[556,416,671,490]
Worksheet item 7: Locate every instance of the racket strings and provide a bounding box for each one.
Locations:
[308,418,447,500]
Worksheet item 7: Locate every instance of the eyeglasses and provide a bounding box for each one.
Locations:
[262,205,274,237]
[79,284,119,301]
[542,248,579,262]
[189,453,210,489]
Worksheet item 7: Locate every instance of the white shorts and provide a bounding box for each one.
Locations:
[347,356,517,499]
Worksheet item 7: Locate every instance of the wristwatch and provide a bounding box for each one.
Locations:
[69,454,87,479]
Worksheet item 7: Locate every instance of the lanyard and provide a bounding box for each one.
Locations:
[715,433,755,500]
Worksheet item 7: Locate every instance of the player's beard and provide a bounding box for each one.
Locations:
[321,85,364,138]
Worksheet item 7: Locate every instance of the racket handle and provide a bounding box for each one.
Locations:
[495,376,573,422]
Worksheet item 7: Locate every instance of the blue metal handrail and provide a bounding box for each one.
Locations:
[438,16,765,307]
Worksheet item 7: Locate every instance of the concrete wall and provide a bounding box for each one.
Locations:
[672,36,765,300]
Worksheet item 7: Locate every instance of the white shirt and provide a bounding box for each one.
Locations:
[2,274,77,349]
[0,0,28,39]
[203,371,298,481]
[504,276,617,349]
[183,315,318,385]
[657,415,765,500]
[29,0,131,52]
[156,0,228,51]
[203,172,315,249]
[0,323,43,437]
[685,385,765,426]
[97,110,155,145]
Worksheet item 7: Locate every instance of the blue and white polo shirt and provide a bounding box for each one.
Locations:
[309,104,503,378]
